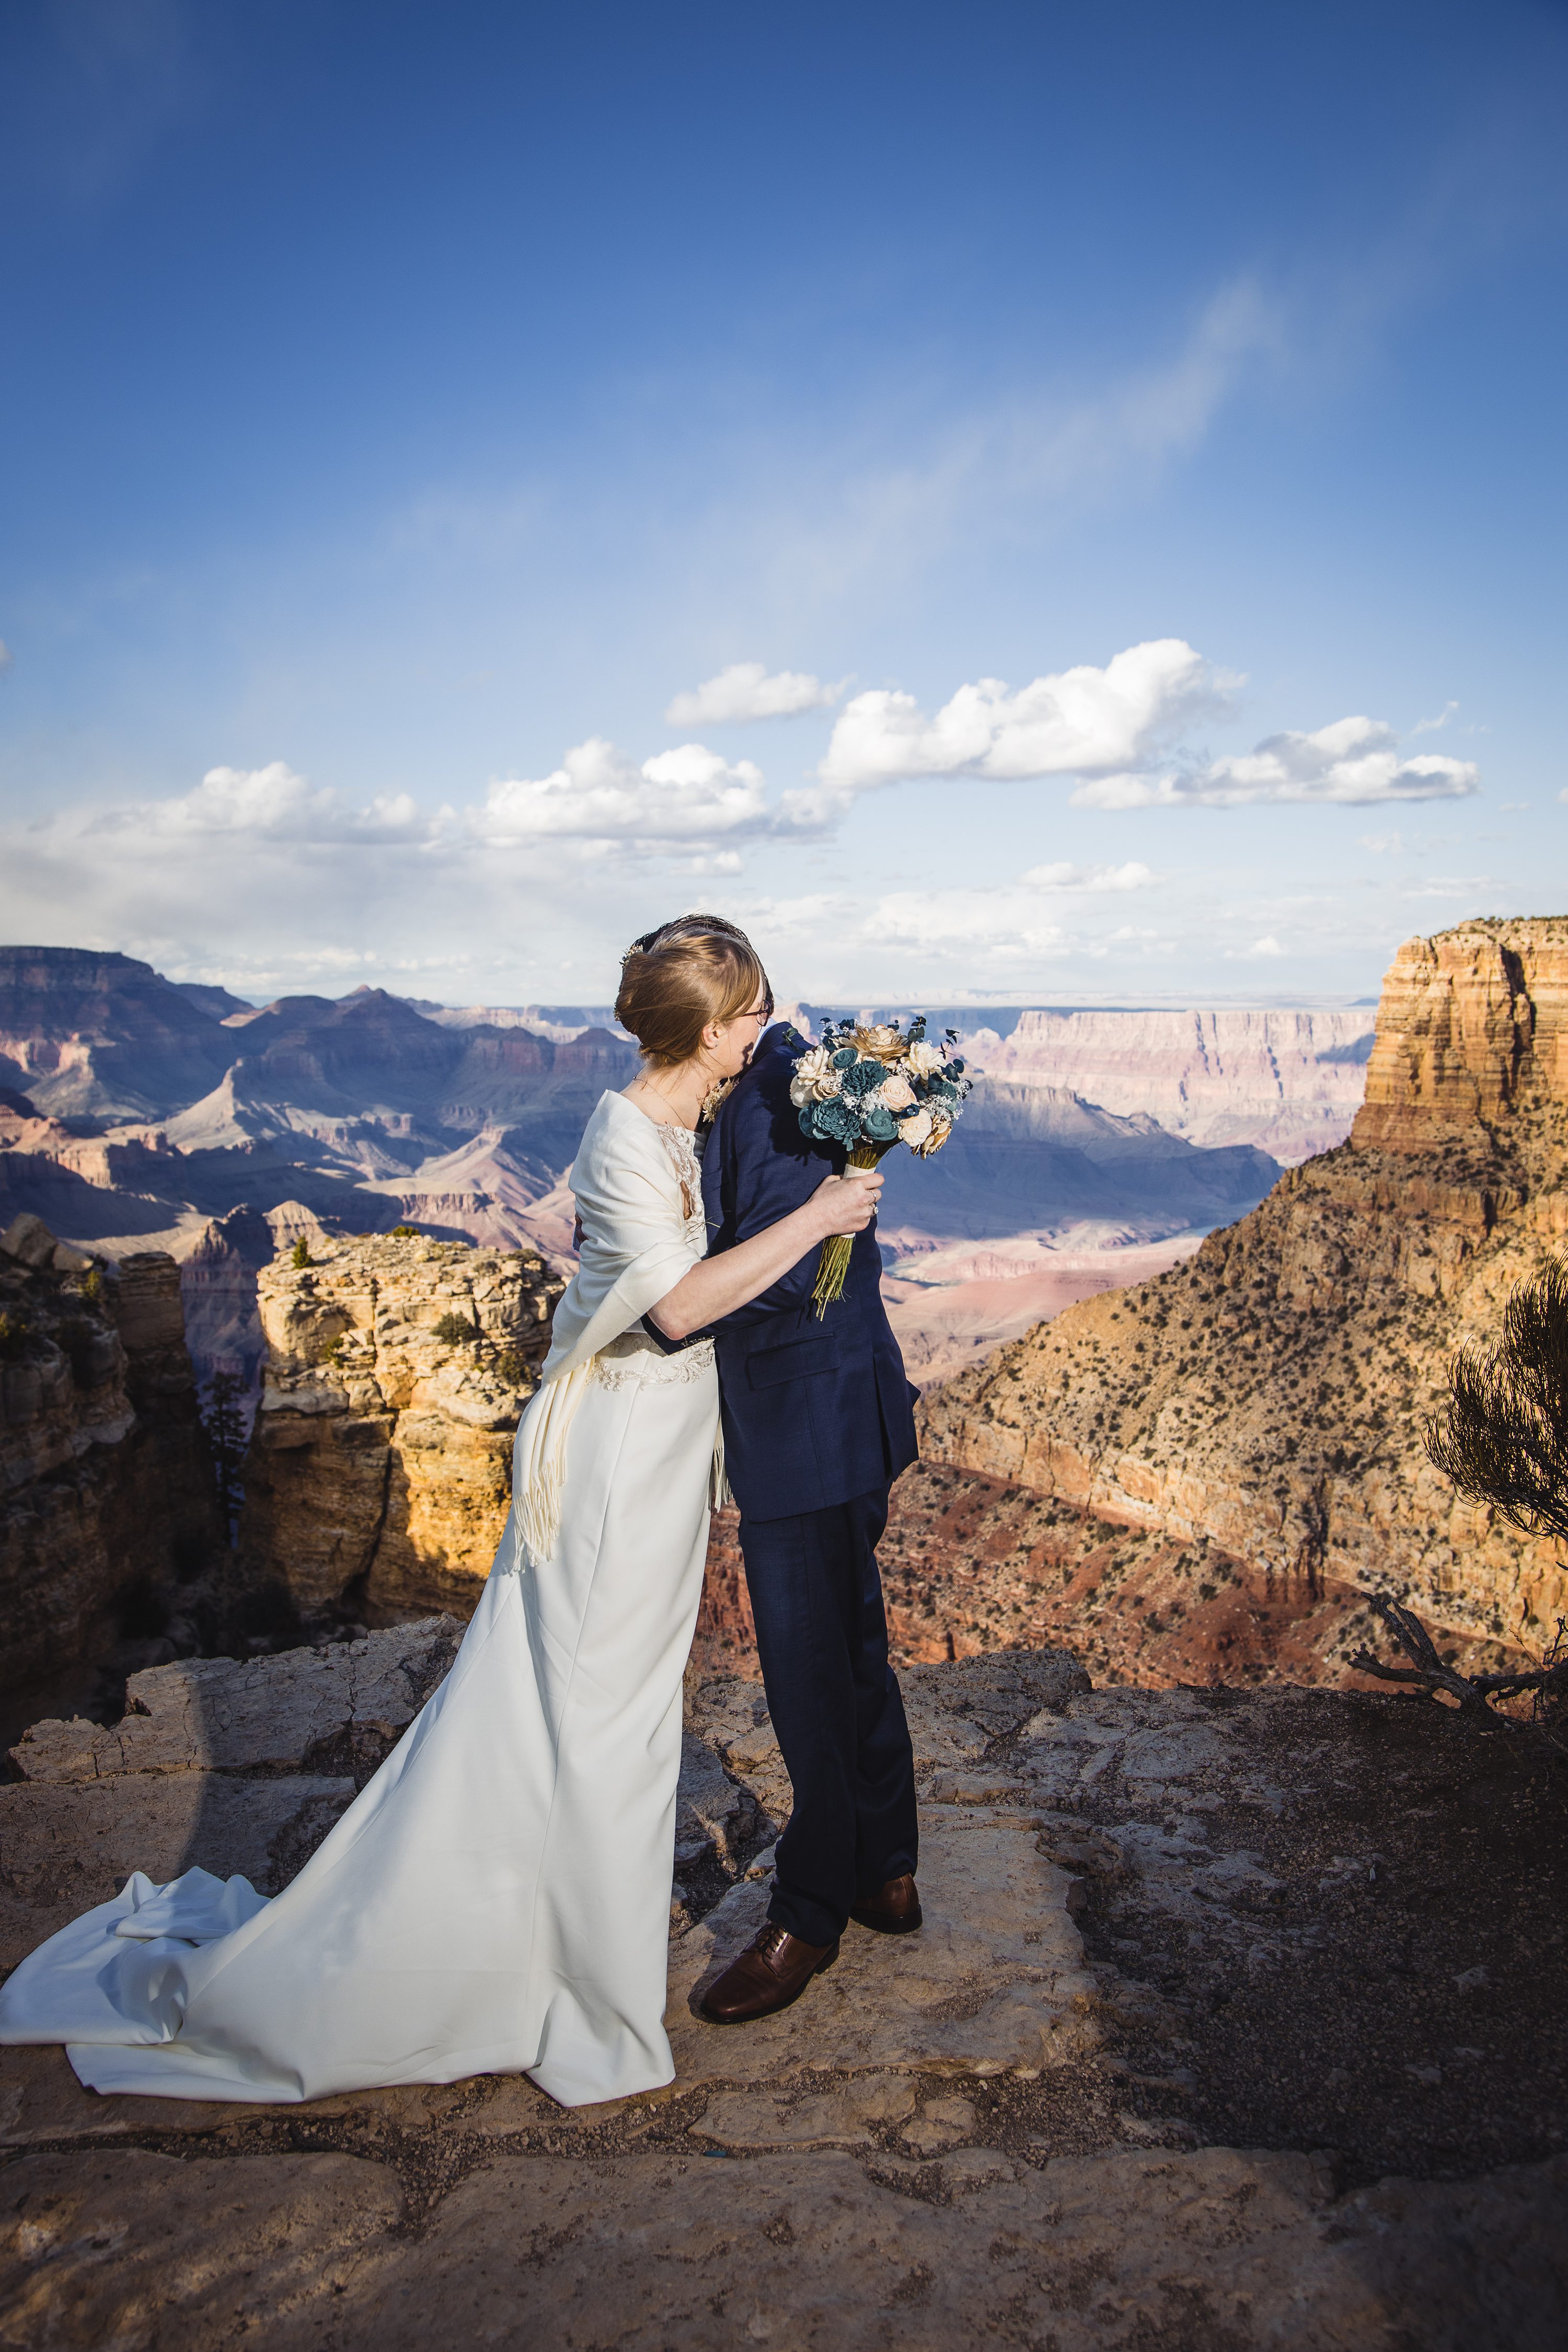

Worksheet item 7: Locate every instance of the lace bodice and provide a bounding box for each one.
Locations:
[590,1323,715,1387]
[584,1116,712,1386]
[649,1119,706,1244]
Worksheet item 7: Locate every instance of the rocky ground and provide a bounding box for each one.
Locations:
[2,1622,1563,2346]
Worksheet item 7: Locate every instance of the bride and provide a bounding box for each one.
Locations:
[0,918,882,2109]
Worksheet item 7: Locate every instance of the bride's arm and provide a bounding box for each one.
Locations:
[647,1167,882,1342]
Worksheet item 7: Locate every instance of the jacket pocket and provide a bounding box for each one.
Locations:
[746,1331,843,1390]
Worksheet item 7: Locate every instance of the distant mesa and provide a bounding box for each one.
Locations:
[0,946,242,1121]
[174,981,259,1022]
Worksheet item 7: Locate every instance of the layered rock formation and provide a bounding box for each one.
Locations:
[0,1215,221,1697]
[945,1005,1375,1162]
[920,919,1568,1674]
[239,1233,563,1616]
[3,1628,1563,2343]
[0,955,640,1386]
[876,1076,1280,1246]
[0,947,238,1119]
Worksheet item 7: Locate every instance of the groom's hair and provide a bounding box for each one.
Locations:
[616,917,773,1068]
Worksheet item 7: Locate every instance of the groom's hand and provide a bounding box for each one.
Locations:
[810,1167,883,1238]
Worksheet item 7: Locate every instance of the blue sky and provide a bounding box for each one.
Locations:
[2,0,1565,1008]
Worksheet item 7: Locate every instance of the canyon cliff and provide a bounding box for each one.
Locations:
[0,1214,220,1697]
[939,1005,1375,1163]
[2,951,1369,1397]
[916,918,1568,1676]
[239,1232,563,1617]
[0,948,237,1120]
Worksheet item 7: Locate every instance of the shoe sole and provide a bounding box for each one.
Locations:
[699,1942,838,2025]
[848,1907,923,1934]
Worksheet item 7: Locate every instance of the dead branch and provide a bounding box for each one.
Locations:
[1350,1596,1568,1759]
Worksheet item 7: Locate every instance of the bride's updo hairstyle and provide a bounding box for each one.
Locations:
[615,914,772,1070]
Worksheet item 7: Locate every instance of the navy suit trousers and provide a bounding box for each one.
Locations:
[738,1486,919,1947]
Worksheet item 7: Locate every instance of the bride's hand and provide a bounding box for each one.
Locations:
[811,1167,884,1237]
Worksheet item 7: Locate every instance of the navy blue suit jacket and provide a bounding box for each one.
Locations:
[700,1023,919,1523]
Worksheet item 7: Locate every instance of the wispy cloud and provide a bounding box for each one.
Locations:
[1074,717,1478,809]
[664,662,845,727]
[1021,861,1158,893]
[1225,934,1288,959]
[744,863,1164,980]
[684,278,1287,629]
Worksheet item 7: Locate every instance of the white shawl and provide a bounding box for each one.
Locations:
[502,1091,707,1572]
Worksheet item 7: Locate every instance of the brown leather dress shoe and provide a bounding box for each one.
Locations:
[849,1873,923,1934]
[699,1922,839,2023]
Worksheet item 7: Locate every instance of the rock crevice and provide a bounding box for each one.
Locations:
[0,1215,220,1696]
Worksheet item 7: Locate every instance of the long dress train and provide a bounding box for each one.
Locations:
[0,1091,719,2110]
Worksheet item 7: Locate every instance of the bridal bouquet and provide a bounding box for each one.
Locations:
[790,1014,972,1315]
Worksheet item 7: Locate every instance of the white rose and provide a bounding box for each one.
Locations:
[907,1039,945,1078]
[880,1071,915,1112]
[789,1044,844,1106]
[901,1106,935,1147]
[913,1112,953,1158]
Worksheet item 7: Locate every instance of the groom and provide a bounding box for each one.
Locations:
[697,1016,922,2023]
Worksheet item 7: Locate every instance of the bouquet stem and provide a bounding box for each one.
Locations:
[812,1141,893,1317]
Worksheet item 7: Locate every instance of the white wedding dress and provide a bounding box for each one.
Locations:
[0,1091,720,2109]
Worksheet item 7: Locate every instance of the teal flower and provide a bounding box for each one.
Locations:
[812,1096,858,1144]
[841,1057,886,1097]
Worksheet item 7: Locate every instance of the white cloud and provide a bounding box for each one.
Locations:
[1359,829,1404,855]
[470,737,770,849]
[681,851,745,876]
[861,891,1067,955]
[1399,873,1508,901]
[1225,935,1287,959]
[664,662,845,727]
[1412,700,1459,734]
[69,762,425,845]
[1072,717,1479,809]
[814,639,1225,805]
[1021,860,1157,893]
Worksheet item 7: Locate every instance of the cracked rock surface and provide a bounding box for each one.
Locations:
[3,1629,1565,2346]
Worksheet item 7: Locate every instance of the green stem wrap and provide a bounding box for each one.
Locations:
[811,1138,895,1317]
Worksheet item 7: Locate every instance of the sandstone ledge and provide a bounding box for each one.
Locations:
[239,1232,562,1617]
